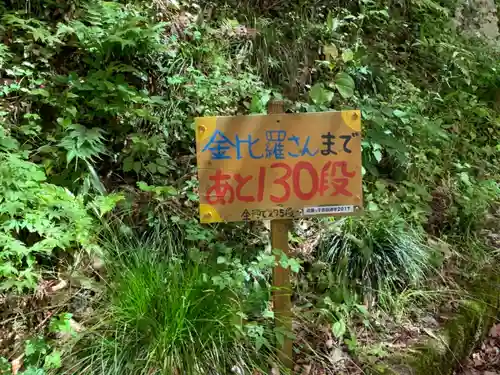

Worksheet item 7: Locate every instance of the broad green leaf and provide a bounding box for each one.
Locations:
[137,181,152,192]
[392,109,407,118]
[342,49,354,62]
[31,88,50,97]
[262,309,274,319]
[309,83,334,106]
[334,72,355,99]
[122,156,134,172]
[250,92,270,113]
[146,163,157,173]
[324,44,338,60]
[0,130,19,150]
[355,304,369,316]
[132,161,142,173]
[275,329,285,348]
[332,320,346,338]
[288,258,301,273]
[250,95,263,113]
[373,149,383,162]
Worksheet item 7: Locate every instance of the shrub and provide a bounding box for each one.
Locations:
[0,145,95,291]
[318,212,433,299]
[65,231,272,375]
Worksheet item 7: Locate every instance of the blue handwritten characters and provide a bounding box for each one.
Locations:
[265,130,286,159]
[287,135,318,157]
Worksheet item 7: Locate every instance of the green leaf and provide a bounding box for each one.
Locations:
[25,337,48,357]
[274,329,285,348]
[392,109,407,118]
[91,193,125,217]
[0,357,11,373]
[355,304,369,316]
[373,149,382,162]
[44,350,61,370]
[287,258,301,273]
[31,88,50,97]
[0,130,19,151]
[0,262,19,276]
[324,44,338,60]
[250,92,270,114]
[122,156,134,172]
[332,319,346,339]
[334,72,355,99]
[255,335,269,351]
[262,309,274,319]
[132,161,142,173]
[146,163,157,173]
[49,313,75,335]
[19,367,45,375]
[460,172,472,186]
[137,181,152,192]
[342,49,354,62]
[309,83,334,106]
[216,256,226,264]
[66,106,77,117]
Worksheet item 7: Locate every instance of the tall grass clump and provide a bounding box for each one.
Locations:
[318,212,434,299]
[65,230,267,375]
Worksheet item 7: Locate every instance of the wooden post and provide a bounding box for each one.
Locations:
[268,100,293,372]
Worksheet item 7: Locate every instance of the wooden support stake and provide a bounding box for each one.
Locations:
[271,219,293,370]
[268,100,293,372]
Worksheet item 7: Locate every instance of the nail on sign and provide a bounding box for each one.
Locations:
[195,110,363,223]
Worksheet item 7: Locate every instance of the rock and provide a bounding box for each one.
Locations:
[454,0,499,40]
[92,256,105,270]
[421,315,439,328]
[330,348,344,363]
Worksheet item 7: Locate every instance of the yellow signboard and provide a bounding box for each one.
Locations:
[195,110,362,223]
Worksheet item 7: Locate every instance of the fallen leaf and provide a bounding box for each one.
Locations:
[489,324,500,338]
[50,280,68,292]
[11,355,23,375]
[301,364,312,375]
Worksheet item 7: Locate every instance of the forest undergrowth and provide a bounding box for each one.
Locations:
[0,0,499,374]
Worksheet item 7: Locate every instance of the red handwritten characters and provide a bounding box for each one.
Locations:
[206,168,266,204]
[270,163,292,203]
[234,173,254,202]
[206,169,234,204]
[292,162,318,200]
[319,161,355,197]
[205,161,356,204]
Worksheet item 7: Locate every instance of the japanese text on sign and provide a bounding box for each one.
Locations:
[196,111,363,223]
